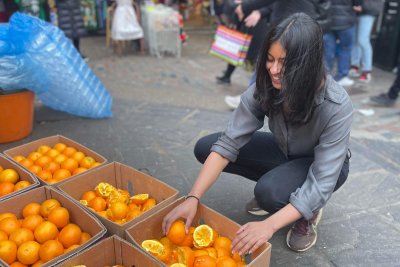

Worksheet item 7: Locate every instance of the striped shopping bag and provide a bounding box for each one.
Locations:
[209,25,252,66]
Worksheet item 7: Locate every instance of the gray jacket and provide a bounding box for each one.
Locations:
[211,76,353,220]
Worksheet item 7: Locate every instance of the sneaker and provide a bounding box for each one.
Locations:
[337,76,354,87]
[216,75,231,85]
[224,95,241,109]
[245,198,269,216]
[358,72,371,83]
[370,93,396,107]
[349,66,360,78]
[286,209,323,252]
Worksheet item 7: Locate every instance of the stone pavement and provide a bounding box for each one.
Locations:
[1,27,400,266]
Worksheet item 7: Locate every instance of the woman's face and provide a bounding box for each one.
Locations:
[266,42,286,90]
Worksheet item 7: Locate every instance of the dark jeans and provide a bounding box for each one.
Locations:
[194,132,349,214]
[388,62,400,100]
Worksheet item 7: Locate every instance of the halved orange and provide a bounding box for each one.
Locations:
[193,225,216,248]
[141,239,165,258]
[130,193,149,205]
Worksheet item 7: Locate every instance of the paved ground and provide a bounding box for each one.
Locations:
[1,27,400,266]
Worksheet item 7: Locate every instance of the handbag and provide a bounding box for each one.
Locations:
[209,25,252,66]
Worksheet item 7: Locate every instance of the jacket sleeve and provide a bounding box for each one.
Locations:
[211,84,265,162]
[241,0,278,15]
[289,94,353,220]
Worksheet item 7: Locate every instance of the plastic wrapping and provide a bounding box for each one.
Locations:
[0,13,112,118]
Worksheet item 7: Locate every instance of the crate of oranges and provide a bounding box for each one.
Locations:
[3,135,107,186]
[58,235,161,267]
[0,186,106,267]
[125,197,272,267]
[0,154,39,201]
[57,161,179,238]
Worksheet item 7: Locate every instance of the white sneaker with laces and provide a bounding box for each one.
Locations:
[337,76,354,87]
[224,95,241,109]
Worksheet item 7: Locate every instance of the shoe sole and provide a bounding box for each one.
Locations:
[247,209,269,216]
[286,209,323,252]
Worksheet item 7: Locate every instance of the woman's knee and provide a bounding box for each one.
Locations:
[193,133,221,164]
[254,179,285,213]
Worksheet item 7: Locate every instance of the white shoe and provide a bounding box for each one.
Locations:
[224,95,241,109]
[337,76,354,87]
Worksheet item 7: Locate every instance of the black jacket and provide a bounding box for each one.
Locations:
[329,0,362,31]
[56,0,86,39]
[361,0,384,16]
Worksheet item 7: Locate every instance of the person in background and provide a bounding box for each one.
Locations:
[15,0,47,19]
[56,0,87,59]
[323,0,362,87]
[369,62,400,106]
[349,0,385,83]
[163,13,353,253]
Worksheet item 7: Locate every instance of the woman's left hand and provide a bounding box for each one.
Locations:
[231,221,275,256]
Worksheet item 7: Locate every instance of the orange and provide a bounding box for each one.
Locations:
[130,193,149,205]
[31,260,44,267]
[0,240,18,264]
[19,159,34,169]
[125,209,141,221]
[53,143,67,153]
[72,167,87,175]
[14,181,31,191]
[88,197,107,212]
[63,147,77,158]
[80,191,97,202]
[28,165,42,175]
[58,223,82,249]
[141,240,166,259]
[37,145,51,155]
[34,156,52,168]
[231,252,242,262]
[45,149,60,159]
[193,225,217,248]
[60,158,78,172]
[53,154,67,165]
[0,230,7,241]
[154,237,172,263]
[204,247,217,259]
[10,261,28,267]
[42,162,60,174]
[13,156,25,163]
[79,232,91,245]
[27,152,42,162]
[0,217,20,235]
[0,169,20,184]
[170,264,187,267]
[9,228,34,246]
[194,255,217,267]
[128,203,140,211]
[37,170,53,181]
[167,220,187,245]
[180,226,195,247]
[22,203,41,218]
[40,199,61,218]
[79,156,95,169]
[141,198,156,212]
[34,221,59,244]
[71,151,85,163]
[216,248,230,258]
[90,162,101,169]
[177,246,195,267]
[47,207,70,229]
[46,179,58,184]
[16,240,40,265]
[0,182,15,197]
[21,215,44,232]
[94,182,115,198]
[0,212,17,222]
[216,256,237,267]
[52,169,71,181]
[64,244,79,253]
[109,202,129,221]
[38,239,64,262]
[193,249,208,257]
[213,237,232,252]
[0,166,3,173]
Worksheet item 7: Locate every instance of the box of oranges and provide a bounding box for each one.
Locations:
[57,235,161,267]
[125,197,272,267]
[0,186,107,267]
[0,154,40,201]
[3,135,107,186]
[56,161,179,238]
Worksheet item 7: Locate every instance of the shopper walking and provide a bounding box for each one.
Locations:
[349,0,385,83]
[163,13,353,253]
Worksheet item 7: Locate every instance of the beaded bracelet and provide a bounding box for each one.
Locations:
[185,195,200,202]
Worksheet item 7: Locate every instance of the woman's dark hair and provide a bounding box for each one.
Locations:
[255,12,326,125]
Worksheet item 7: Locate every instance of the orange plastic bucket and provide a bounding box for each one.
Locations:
[0,89,34,143]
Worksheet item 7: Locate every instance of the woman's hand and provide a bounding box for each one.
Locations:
[162,198,198,235]
[244,10,261,27]
[231,220,275,256]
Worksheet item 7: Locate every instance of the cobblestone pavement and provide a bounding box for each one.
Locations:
[1,27,400,266]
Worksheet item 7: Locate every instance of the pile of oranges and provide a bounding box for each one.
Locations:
[0,166,31,197]
[141,220,247,267]
[0,198,92,266]
[80,182,157,225]
[13,143,101,184]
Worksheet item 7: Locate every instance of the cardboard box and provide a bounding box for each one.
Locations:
[3,135,107,186]
[58,235,161,267]
[57,161,179,238]
[0,154,40,201]
[125,197,272,267]
[0,186,107,267]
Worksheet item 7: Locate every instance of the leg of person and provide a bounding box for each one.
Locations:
[370,62,400,106]
[139,38,145,53]
[336,26,355,86]
[254,155,349,251]
[358,15,375,83]
[350,18,361,77]
[73,38,80,52]
[224,71,256,109]
[388,64,400,100]
[323,32,337,75]
[216,64,236,84]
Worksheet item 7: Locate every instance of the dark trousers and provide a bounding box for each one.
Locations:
[194,132,349,214]
[388,62,400,100]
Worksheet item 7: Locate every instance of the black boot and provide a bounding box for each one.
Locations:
[216,74,231,84]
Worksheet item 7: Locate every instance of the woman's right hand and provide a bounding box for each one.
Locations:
[162,198,199,235]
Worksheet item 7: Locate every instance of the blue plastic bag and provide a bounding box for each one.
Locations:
[0,13,112,118]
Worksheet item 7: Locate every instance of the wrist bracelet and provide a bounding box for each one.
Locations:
[185,195,200,202]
